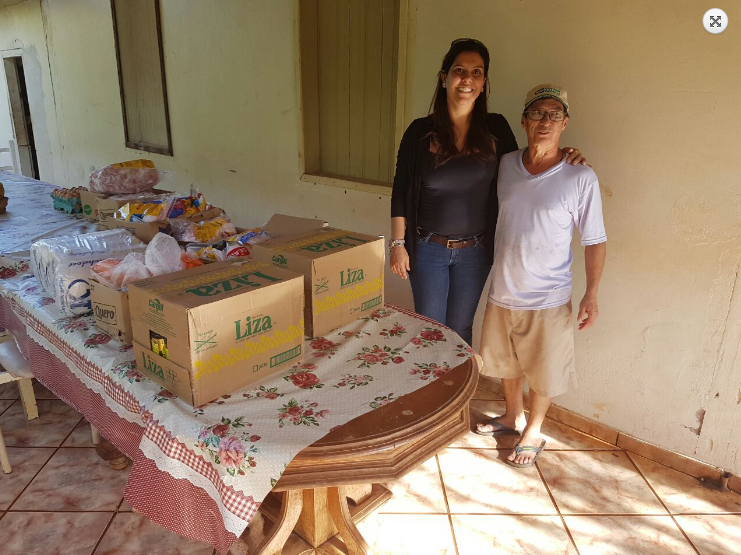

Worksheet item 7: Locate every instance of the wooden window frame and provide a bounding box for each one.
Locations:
[296,0,408,194]
[110,0,173,156]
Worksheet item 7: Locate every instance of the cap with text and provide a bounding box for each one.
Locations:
[524,84,569,113]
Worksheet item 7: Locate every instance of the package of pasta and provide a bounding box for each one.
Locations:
[114,195,176,223]
[185,243,226,262]
[171,214,237,243]
[167,187,209,219]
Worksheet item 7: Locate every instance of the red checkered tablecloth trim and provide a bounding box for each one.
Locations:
[143,419,261,523]
[4,293,260,524]
[26,339,143,459]
[126,454,240,554]
[24,312,141,415]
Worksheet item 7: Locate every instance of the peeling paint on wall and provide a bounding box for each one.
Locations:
[686,408,706,436]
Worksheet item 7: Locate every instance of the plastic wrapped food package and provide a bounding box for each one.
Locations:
[113,188,210,223]
[181,252,204,269]
[224,228,271,258]
[92,253,152,290]
[144,233,182,275]
[91,233,203,290]
[30,229,145,315]
[167,188,209,219]
[171,214,236,243]
[114,195,176,223]
[186,243,226,262]
[88,159,171,195]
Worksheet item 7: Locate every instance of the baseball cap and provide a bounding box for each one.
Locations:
[524,84,569,113]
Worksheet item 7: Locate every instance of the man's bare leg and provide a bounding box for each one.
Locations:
[476,376,528,433]
[507,390,551,465]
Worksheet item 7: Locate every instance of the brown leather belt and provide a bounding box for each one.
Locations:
[417,228,483,249]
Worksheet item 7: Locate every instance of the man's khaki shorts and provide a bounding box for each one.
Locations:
[480,301,575,398]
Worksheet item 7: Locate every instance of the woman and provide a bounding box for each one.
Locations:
[389,38,584,345]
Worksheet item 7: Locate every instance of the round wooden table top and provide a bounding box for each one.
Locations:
[273,354,481,490]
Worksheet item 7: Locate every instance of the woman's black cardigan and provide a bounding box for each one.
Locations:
[390,114,519,270]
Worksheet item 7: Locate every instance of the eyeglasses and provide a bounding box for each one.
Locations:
[524,110,567,121]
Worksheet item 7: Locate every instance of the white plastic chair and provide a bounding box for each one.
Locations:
[0,337,38,474]
[0,139,20,173]
[0,334,101,473]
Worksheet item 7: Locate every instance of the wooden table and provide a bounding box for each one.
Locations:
[255,355,480,554]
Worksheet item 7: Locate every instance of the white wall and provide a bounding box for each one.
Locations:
[0,0,738,473]
[403,0,741,473]
[0,0,58,178]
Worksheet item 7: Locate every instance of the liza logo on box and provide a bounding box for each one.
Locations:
[185,271,281,297]
[235,314,273,341]
[149,298,164,312]
[299,235,369,253]
[140,351,165,380]
[340,267,364,287]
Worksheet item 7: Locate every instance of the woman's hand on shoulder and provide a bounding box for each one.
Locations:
[390,246,411,280]
[563,147,589,166]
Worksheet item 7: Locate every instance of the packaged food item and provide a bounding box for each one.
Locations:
[96,252,152,289]
[181,252,205,269]
[150,332,169,359]
[114,195,176,223]
[92,233,206,291]
[170,214,236,243]
[184,243,224,262]
[167,187,209,219]
[30,229,145,315]
[51,187,87,214]
[144,233,182,275]
[224,228,271,258]
[89,159,170,195]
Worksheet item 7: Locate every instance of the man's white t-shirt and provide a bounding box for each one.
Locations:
[488,149,607,310]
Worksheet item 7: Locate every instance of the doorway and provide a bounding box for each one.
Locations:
[3,56,39,179]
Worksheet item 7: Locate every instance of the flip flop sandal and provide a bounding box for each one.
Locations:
[506,440,547,468]
[474,417,521,437]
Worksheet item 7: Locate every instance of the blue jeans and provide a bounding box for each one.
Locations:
[409,236,491,345]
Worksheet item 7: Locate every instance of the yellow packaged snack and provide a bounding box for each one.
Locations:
[171,214,237,243]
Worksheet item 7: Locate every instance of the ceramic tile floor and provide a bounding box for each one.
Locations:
[1,380,740,555]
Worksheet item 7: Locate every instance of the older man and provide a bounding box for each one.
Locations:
[476,85,607,467]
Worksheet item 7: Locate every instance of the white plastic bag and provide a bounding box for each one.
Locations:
[145,233,183,276]
[109,253,152,287]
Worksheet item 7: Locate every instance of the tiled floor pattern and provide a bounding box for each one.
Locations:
[0,381,740,554]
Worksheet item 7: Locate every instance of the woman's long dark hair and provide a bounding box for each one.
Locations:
[428,38,497,167]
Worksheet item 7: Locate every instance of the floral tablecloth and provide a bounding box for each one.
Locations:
[0,173,475,553]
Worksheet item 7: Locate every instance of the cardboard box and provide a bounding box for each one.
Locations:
[90,279,133,345]
[100,206,225,244]
[252,215,385,337]
[79,190,104,220]
[128,260,305,406]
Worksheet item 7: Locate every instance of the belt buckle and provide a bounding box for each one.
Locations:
[446,238,455,249]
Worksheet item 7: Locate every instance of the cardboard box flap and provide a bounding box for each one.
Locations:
[128,260,303,309]
[264,214,327,236]
[257,227,381,260]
